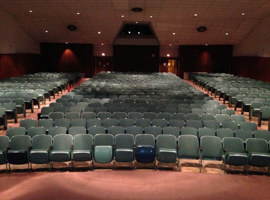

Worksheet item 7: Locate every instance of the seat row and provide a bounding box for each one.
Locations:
[1,134,270,174]
[7,123,268,142]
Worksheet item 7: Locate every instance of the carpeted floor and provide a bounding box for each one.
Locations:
[1,170,270,200]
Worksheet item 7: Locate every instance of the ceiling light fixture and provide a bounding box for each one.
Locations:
[167,54,170,57]
[131,7,143,12]
[121,15,124,18]
[101,53,105,56]
[101,43,104,45]
[172,32,176,35]
[169,44,172,46]
[66,25,77,31]
[77,12,80,15]
[98,31,101,34]
[225,32,229,35]
[29,10,33,13]
[150,16,153,18]
[45,30,48,33]
[65,42,68,44]
[242,12,245,16]
[197,26,207,32]
[194,13,198,17]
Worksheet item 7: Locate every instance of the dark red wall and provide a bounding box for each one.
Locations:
[40,43,94,77]
[232,56,270,82]
[0,54,40,80]
[113,45,159,72]
[179,45,233,78]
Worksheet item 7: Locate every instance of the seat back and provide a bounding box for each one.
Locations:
[102,118,118,128]
[88,126,106,136]
[178,135,199,159]
[32,135,52,149]
[48,112,65,120]
[246,138,269,153]
[0,136,9,151]
[216,128,234,139]
[20,119,37,130]
[10,135,31,150]
[65,112,80,120]
[156,135,176,149]
[223,137,245,153]
[28,127,46,138]
[201,136,222,160]
[198,127,215,138]
[180,127,197,136]
[253,130,270,141]
[135,134,155,147]
[81,112,96,119]
[144,126,162,137]
[162,126,180,138]
[126,126,144,136]
[54,118,71,129]
[73,134,93,150]
[239,122,257,131]
[71,118,86,127]
[38,119,54,129]
[6,127,26,138]
[94,134,114,146]
[69,126,87,136]
[115,134,134,148]
[48,127,67,137]
[53,134,73,150]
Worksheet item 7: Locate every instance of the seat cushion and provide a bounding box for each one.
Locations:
[115,148,134,162]
[7,150,28,164]
[94,146,113,163]
[50,150,71,162]
[225,153,248,166]
[72,150,92,162]
[30,149,49,164]
[158,148,177,163]
[135,146,155,163]
[249,153,270,167]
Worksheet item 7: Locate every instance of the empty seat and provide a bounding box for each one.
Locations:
[235,129,253,142]
[81,112,96,119]
[186,120,203,129]
[50,134,73,169]
[65,112,80,120]
[68,126,87,136]
[142,112,156,120]
[48,112,65,120]
[48,127,67,137]
[54,118,71,129]
[198,127,215,138]
[112,112,127,120]
[200,114,215,121]
[200,136,223,171]
[215,114,230,124]
[171,113,186,120]
[6,127,26,138]
[97,112,111,120]
[128,112,143,120]
[0,136,9,170]
[7,135,31,170]
[87,119,102,128]
[114,134,135,167]
[216,128,234,139]
[246,138,270,171]
[38,107,54,120]
[20,119,37,131]
[253,130,270,141]
[72,134,93,169]
[178,135,200,169]
[88,126,106,136]
[93,134,114,166]
[203,120,221,129]
[135,118,151,128]
[144,126,162,138]
[186,113,200,120]
[152,119,168,128]
[107,126,125,136]
[180,127,197,136]
[118,118,134,127]
[71,118,86,127]
[239,122,257,132]
[169,119,185,129]
[156,112,171,121]
[30,135,53,168]
[156,135,177,169]
[135,134,156,166]
[231,115,246,123]
[162,126,180,138]
[258,106,270,128]
[221,121,239,130]
[27,127,46,138]
[126,126,144,136]
[38,119,54,130]
[102,118,118,128]
[222,137,248,172]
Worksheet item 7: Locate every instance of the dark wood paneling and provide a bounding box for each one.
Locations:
[40,43,94,77]
[113,45,159,72]
[179,45,233,78]
[0,54,40,80]
[232,56,270,82]
[94,56,113,75]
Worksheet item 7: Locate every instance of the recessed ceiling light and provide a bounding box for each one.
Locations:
[135,21,138,24]
[242,12,245,16]
[65,42,68,44]
[98,31,101,34]
[169,44,172,46]
[45,30,48,33]
[138,32,141,34]
[205,44,208,46]
[167,54,170,57]
[225,32,229,35]
[128,31,131,34]
[101,43,104,46]
[121,15,124,18]
[29,10,33,13]
[150,16,153,18]
[194,13,198,17]
[172,32,176,35]
[101,53,105,56]
[77,12,80,15]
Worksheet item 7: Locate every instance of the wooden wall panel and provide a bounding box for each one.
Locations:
[113,45,159,72]
[232,56,270,82]
[179,45,233,78]
[40,43,94,77]
[0,54,40,80]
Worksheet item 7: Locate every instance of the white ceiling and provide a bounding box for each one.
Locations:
[1,0,270,46]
